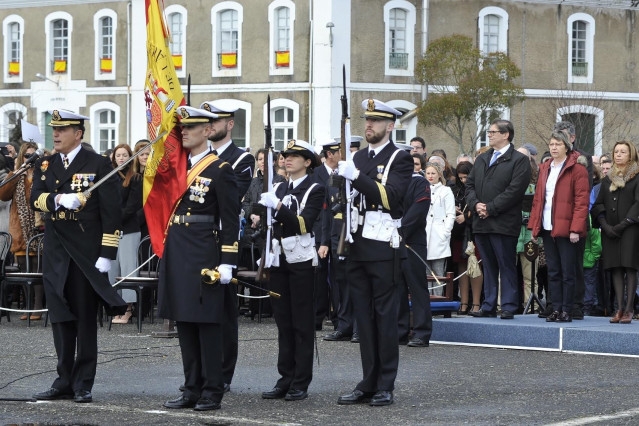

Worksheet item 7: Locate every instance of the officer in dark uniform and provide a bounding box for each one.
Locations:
[397,152,432,347]
[259,139,325,402]
[160,105,239,411]
[320,137,363,342]
[31,109,126,404]
[336,99,413,407]
[200,100,255,392]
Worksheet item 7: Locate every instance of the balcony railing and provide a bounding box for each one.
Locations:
[572,61,588,77]
[389,52,408,70]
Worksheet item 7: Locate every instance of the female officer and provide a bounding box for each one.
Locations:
[259,140,324,402]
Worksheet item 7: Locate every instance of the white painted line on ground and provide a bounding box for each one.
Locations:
[545,406,639,425]
[75,402,301,425]
[431,341,639,358]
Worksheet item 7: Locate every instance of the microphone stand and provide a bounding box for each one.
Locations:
[0,162,34,189]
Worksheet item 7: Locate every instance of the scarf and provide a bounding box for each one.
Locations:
[16,173,37,250]
[609,162,639,192]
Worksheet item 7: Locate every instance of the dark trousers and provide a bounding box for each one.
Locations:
[331,248,357,335]
[221,285,238,385]
[398,245,432,342]
[572,238,586,313]
[314,253,330,328]
[348,259,399,392]
[474,233,519,313]
[177,321,223,402]
[51,261,99,392]
[542,231,578,313]
[270,259,315,391]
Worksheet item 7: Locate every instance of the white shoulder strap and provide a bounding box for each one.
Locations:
[381,149,402,186]
[300,183,319,212]
[231,151,250,169]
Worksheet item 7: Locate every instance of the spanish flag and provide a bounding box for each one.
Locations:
[143,0,187,257]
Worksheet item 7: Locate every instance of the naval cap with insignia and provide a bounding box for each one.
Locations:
[320,139,341,152]
[332,135,364,149]
[361,99,402,121]
[395,142,413,152]
[200,100,239,118]
[48,109,90,127]
[177,105,219,126]
[282,139,319,168]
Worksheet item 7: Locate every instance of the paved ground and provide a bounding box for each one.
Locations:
[1,315,639,425]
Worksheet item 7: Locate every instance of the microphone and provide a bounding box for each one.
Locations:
[21,149,44,168]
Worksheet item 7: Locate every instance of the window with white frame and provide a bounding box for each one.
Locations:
[94,9,117,80]
[268,0,295,75]
[212,2,243,77]
[387,100,417,144]
[0,103,27,142]
[266,99,299,151]
[45,12,73,77]
[478,7,508,54]
[557,105,602,155]
[567,13,594,84]
[166,4,187,78]
[383,1,415,77]
[476,108,509,149]
[3,15,24,82]
[90,102,120,153]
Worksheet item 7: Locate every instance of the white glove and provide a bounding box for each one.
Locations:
[95,257,112,273]
[59,193,82,210]
[218,264,234,285]
[338,160,359,181]
[259,192,280,210]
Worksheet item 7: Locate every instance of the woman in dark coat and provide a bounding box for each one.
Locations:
[591,141,639,324]
[528,131,589,322]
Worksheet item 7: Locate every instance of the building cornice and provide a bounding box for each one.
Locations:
[0,0,125,9]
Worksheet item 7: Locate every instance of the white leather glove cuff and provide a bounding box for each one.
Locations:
[95,257,112,273]
[259,192,280,210]
[218,264,234,285]
[338,160,359,181]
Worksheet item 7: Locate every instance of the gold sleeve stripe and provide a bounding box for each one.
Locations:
[376,182,390,210]
[36,193,51,212]
[297,216,307,235]
[221,242,239,253]
[102,233,120,247]
[334,213,343,219]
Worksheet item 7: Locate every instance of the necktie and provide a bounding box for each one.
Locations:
[369,150,376,159]
[489,151,501,166]
[288,182,294,191]
[63,155,69,169]
[187,158,192,170]
[331,168,338,175]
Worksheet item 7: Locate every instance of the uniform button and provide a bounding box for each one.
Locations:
[613,197,616,201]
[55,180,59,184]
[612,208,616,212]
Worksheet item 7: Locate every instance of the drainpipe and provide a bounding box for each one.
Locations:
[126,1,132,145]
[308,0,314,143]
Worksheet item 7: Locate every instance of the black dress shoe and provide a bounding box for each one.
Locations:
[194,397,221,411]
[164,395,197,409]
[224,383,230,393]
[284,389,308,401]
[323,330,351,341]
[337,389,375,405]
[538,306,553,318]
[557,311,572,322]
[74,390,92,403]
[33,388,73,400]
[407,338,429,347]
[350,333,360,343]
[369,390,393,406]
[571,308,584,320]
[546,311,560,322]
[262,387,288,399]
[179,384,186,392]
[500,310,514,320]
[469,309,496,318]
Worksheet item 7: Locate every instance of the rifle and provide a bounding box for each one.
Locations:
[253,95,274,283]
[333,65,353,256]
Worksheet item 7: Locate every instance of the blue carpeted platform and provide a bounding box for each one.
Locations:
[432,315,639,356]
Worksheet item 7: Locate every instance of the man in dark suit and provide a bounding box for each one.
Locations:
[160,105,239,411]
[336,99,413,407]
[31,109,126,404]
[466,119,531,320]
[321,138,362,343]
[200,100,255,392]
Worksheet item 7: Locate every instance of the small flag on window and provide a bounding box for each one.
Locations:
[54,59,67,73]
[221,53,237,68]
[276,51,289,67]
[8,61,19,75]
[100,58,112,73]
[172,55,183,70]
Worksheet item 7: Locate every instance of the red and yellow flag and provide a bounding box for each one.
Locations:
[143,0,187,257]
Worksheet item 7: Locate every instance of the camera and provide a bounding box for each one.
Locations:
[522,216,529,226]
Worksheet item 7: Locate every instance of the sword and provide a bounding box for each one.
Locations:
[201,268,281,298]
[75,131,167,208]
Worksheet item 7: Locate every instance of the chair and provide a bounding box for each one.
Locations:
[429,272,460,318]
[1,233,45,327]
[237,241,268,323]
[110,235,159,333]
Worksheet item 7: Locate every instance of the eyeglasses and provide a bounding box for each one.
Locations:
[486,130,504,135]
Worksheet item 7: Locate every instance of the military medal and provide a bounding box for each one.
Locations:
[376,165,385,180]
[88,174,95,186]
[40,160,49,180]
[82,174,89,187]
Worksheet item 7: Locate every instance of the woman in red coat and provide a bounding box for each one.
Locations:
[528,131,589,322]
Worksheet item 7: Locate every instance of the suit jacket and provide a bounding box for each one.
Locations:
[217,141,254,202]
[350,142,413,261]
[30,148,126,322]
[465,144,531,237]
[157,152,239,323]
